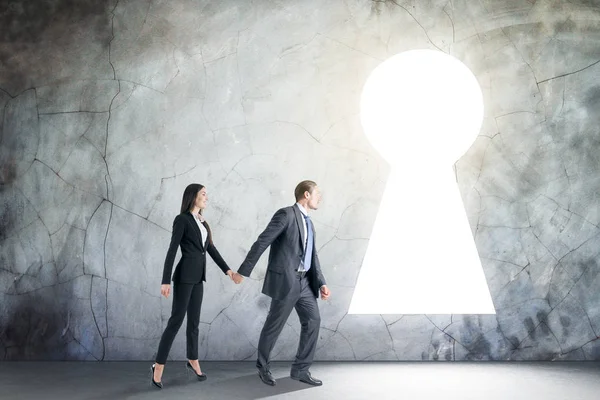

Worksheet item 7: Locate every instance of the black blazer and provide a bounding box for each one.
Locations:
[161,212,230,285]
[238,204,326,300]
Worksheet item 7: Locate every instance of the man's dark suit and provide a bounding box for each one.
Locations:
[156,212,230,364]
[238,204,326,375]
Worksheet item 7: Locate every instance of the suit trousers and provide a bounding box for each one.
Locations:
[256,274,320,374]
[155,281,204,364]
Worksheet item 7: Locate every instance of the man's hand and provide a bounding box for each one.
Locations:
[227,270,235,281]
[232,272,244,284]
[161,284,171,298]
[320,285,330,300]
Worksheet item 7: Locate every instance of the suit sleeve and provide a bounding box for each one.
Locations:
[238,208,289,277]
[314,253,327,288]
[312,229,327,288]
[161,215,185,285]
[207,242,231,274]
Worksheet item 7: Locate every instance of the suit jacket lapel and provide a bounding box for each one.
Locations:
[186,212,205,251]
[293,204,306,255]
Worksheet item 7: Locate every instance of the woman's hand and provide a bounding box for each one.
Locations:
[161,284,171,298]
[227,270,244,284]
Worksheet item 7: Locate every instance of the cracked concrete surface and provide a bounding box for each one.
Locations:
[1,0,600,361]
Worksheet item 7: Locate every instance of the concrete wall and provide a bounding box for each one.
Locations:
[1,0,599,361]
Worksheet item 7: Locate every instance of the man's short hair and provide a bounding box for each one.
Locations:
[294,180,317,201]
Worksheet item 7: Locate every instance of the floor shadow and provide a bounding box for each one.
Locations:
[83,368,200,400]
[206,373,315,399]
[84,370,317,400]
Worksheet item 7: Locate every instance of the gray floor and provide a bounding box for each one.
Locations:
[1,361,599,400]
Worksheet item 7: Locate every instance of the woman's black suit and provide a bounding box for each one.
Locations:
[156,212,230,364]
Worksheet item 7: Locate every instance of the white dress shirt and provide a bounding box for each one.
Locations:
[192,213,209,247]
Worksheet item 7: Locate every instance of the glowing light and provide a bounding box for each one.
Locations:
[348,50,495,314]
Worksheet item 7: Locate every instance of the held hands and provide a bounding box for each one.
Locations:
[320,285,331,300]
[160,284,171,298]
[232,272,244,284]
[227,270,244,284]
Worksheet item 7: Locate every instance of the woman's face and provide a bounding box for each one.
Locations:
[194,187,208,210]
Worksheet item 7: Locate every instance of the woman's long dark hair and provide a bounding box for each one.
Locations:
[180,183,203,214]
[180,183,213,245]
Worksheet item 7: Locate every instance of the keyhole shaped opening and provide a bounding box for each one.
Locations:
[349,50,495,314]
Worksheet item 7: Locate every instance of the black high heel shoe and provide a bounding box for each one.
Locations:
[150,364,163,389]
[186,361,207,381]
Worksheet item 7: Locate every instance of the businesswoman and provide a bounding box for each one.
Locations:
[151,183,234,389]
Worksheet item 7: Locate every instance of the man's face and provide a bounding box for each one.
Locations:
[307,186,321,210]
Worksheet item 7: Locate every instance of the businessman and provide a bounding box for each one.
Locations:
[233,180,330,386]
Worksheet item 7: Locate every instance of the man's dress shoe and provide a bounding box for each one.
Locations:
[290,371,322,386]
[258,369,276,386]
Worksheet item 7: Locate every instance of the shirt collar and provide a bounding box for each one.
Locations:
[189,211,204,223]
[295,202,308,216]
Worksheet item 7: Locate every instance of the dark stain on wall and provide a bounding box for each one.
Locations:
[570,85,600,156]
[0,228,88,360]
[462,316,495,360]
[1,292,70,360]
[524,316,537,339]
[584,86,600,123]
[576,0,600,9]
[0,0,111,95]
